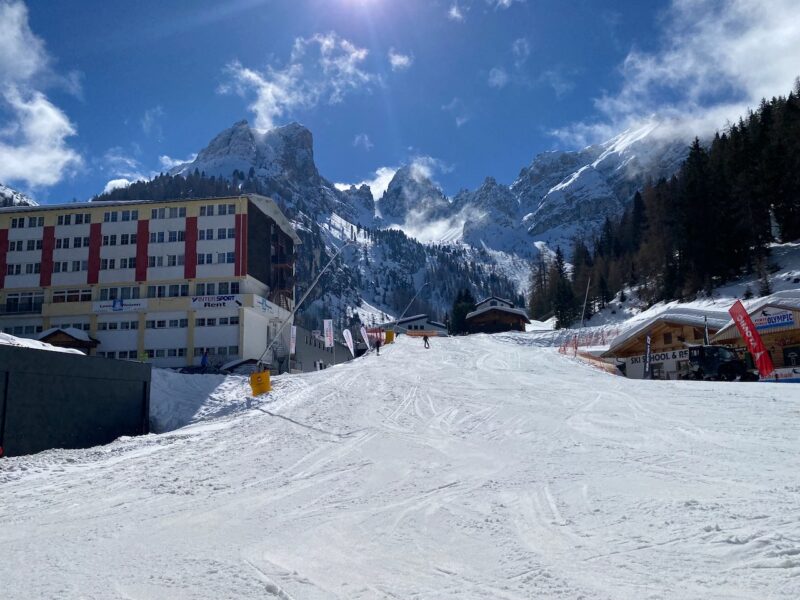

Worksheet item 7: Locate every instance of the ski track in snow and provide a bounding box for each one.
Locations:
[1,334,800,599]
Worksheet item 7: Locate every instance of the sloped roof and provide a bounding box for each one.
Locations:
[37,327,93,343]
[712,290,800,341]
[476,296,513,308]
[603,308,730,357]
[466,304,530,322]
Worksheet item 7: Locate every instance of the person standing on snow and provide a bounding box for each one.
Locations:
[200,349,209,372]
[375,336,382,356]
[423,334,430,349]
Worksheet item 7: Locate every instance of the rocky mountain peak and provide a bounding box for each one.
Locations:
[0,182,37,207]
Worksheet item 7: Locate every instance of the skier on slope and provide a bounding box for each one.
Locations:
[423,334,430,349]
[375,335,382,356]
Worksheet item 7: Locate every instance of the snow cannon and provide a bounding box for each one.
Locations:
[249,369,271,396]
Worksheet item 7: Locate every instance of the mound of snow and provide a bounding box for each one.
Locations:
[148,368,253,433]
[0,332,83,354]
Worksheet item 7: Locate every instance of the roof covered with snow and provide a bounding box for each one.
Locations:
[37,327,93,343]
[604,307,730,356]
[0,332,85,354]
[465,304,530,322]
[476,296,513,308]
[713,289,800,340]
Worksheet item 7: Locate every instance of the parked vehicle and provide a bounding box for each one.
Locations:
[685,345,758,381]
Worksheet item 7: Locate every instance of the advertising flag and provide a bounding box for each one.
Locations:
[290,325,297,355]
[323,319,334,348]
[643,334,652,379]
[360,325,371,350]
[729,300,775,378]
[343,329,355,358]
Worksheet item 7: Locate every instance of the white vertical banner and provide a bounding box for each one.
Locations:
[343,329,355,358]
[290,325,297,355]
[323,319,334,348]
[360,325,371,350]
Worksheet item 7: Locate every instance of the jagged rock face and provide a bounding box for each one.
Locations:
[340,184,375,223]
[0,183,37,207]
[379,165,450,223]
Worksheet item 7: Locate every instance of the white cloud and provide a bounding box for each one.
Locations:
[448,3,465,21]
[141,106,165,141]
[0,1,82,188]
[488,67,509,88]
[539,68,575,98]
[103,178,133,194]
[336,166,398,199]
[489,0,525,8]
[220,32,378,132]
[442,97,470,127]
[353,133,373,151]
[101,147,148,183]
[553,0,800,147]
[158,153,197,170]
[388,48,413,72]
[512,37,530,68]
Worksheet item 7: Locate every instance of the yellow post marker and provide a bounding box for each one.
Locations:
[249,370,271,396]
[385,330,395,344]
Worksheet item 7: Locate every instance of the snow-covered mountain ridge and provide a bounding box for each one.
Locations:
[0,182,38,207]
[164,119,687,319]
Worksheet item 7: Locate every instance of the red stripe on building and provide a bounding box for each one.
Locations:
[87,222,102,284]
[240,213,248,276]
[0,228,8,289]
[39,225,56,287]
[136,219,149,282]
[184,216,197,279]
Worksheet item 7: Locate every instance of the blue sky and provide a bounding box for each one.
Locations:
[2,0,800,203]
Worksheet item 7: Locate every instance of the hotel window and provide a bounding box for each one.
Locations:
[27,217,40,227]
[197,253,213,265]
[100,258,116,270]
[151,207,166,220]
[663,332,673,345]
[217,228,227,240]
[205,282,216,295]
[148,256,164,268]
[200,205,214,217]
[52,289,91,303]
[206,318,216,327]
[25,262,42,274]
[218,282,229,294]
[9,241,21,251]
[226,252,235,264]
[231,282,240,294]
[57,214,72,226]
[147,285,166,298]
[71,260,82,272]
[55,238,70,249]
[229,346,239,355]
[103,211,118,223]
[102,234,118,246]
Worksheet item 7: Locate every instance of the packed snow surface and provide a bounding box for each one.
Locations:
[2,334,799,599]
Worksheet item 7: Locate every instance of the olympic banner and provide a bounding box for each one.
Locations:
[729,300,775,377]
[343,329,355,358]
[360,325,371,350]
[290,325,297,355]
[323,319,334,348]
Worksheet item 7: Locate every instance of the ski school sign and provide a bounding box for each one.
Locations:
[752,308,795,331]
[629,349,689,365]
[190,295,242,310]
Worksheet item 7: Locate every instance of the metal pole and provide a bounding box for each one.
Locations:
[257,240,353,365]
[580,276,591,328]
[392,281,429,335]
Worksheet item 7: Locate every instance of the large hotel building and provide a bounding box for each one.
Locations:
[0,194,300,368]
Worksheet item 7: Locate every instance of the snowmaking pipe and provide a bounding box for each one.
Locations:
[392,281,429,334]
[256,239,354,366]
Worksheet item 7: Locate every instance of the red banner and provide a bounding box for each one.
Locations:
[729,300,775,378]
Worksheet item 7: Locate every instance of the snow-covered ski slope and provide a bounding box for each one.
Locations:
[2,334,799,599]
